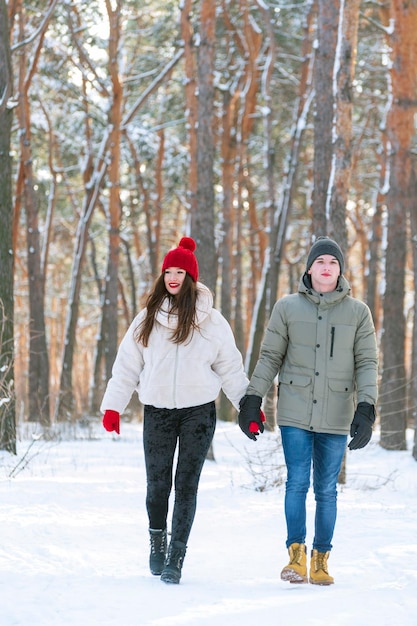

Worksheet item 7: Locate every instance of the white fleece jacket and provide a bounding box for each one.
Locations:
[100,284,249,413]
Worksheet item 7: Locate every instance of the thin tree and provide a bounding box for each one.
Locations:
[14,2,56,426]
[191,0,217,294]
[312,0,340,235]
[410,162,417,461]
[0,0,16,453]
[192,0,217,443]
[327,0,360,251]
[380,0,417,450]
[55,130,110,421]
[180,0,198,220]
[100,0,123,385]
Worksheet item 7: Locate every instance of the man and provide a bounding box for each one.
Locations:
[238,236,378,585]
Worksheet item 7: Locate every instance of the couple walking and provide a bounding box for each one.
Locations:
[101,236,378,585]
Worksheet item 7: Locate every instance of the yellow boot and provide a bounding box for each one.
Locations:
[309,549,334,585]
[280,543,308,583]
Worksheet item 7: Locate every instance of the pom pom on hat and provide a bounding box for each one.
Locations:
[177,237,196,253]
[162,237,199,282]
[306,236,344,274]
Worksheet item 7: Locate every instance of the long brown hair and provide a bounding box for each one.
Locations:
[135,273,198,347]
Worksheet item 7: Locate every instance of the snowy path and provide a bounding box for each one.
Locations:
[0,422,416,625]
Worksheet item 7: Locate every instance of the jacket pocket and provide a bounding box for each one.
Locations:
[278,372,312,420]
[326,378,355,427]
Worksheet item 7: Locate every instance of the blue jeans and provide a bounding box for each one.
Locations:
[280,426,347,552]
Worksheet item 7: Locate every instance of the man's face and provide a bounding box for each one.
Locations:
[308,254,340,292]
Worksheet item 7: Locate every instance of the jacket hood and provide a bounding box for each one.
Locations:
[299,273,351,306]
[155,282,213,330]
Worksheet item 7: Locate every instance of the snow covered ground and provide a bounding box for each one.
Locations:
[0,420,416,626]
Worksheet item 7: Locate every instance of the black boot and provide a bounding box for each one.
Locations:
[160,540,187,584]
[149,528,167,576]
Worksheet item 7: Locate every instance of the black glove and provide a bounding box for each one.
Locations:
[348,402,376,450]
[238,395,264,441]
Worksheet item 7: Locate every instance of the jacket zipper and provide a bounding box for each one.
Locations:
[330,326,335,358]
[173,344,179,406]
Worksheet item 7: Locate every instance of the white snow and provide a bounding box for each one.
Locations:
[1,421,416,626]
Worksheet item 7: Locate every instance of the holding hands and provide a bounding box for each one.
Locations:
[238,394,266,441]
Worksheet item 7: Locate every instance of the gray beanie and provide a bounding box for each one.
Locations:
[306,236,344,274]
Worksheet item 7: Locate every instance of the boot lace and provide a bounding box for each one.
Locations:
[289,544,305,565]
[314,551,329,574]
[167,545,185,568]
[150,530,167,556]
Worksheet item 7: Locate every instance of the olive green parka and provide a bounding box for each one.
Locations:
[246,274,378,435]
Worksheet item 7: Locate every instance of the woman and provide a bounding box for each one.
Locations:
[101,237,250,584]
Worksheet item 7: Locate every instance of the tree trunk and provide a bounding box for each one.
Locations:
[328,0,360,251]
[180,0,198,220]
[55,134,110,421]
[192,0,217,294]
[380,187,407,450]
[367,179,384,334]
[193,0,217,448]
[380,0,417,450]
[0,0,16,452]
[217,86,239,424]
[312,0,340,235]
[219,87,238,324]
[126,137,158,279]
[102,0,123,382]
[410,162,417,460]
[17,9,50,426]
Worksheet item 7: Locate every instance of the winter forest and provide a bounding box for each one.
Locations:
[0,0,417,460]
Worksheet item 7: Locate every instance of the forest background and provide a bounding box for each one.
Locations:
[0,0,417,461]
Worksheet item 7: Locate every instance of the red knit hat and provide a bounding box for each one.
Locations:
[161,237,199,282]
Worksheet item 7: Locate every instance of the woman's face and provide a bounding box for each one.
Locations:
[164,267,186,296]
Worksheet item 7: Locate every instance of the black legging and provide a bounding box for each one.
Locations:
[143,401,216,545]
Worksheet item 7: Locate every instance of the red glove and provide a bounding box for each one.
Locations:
[103,410,120,434]
[249,410,266,433]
